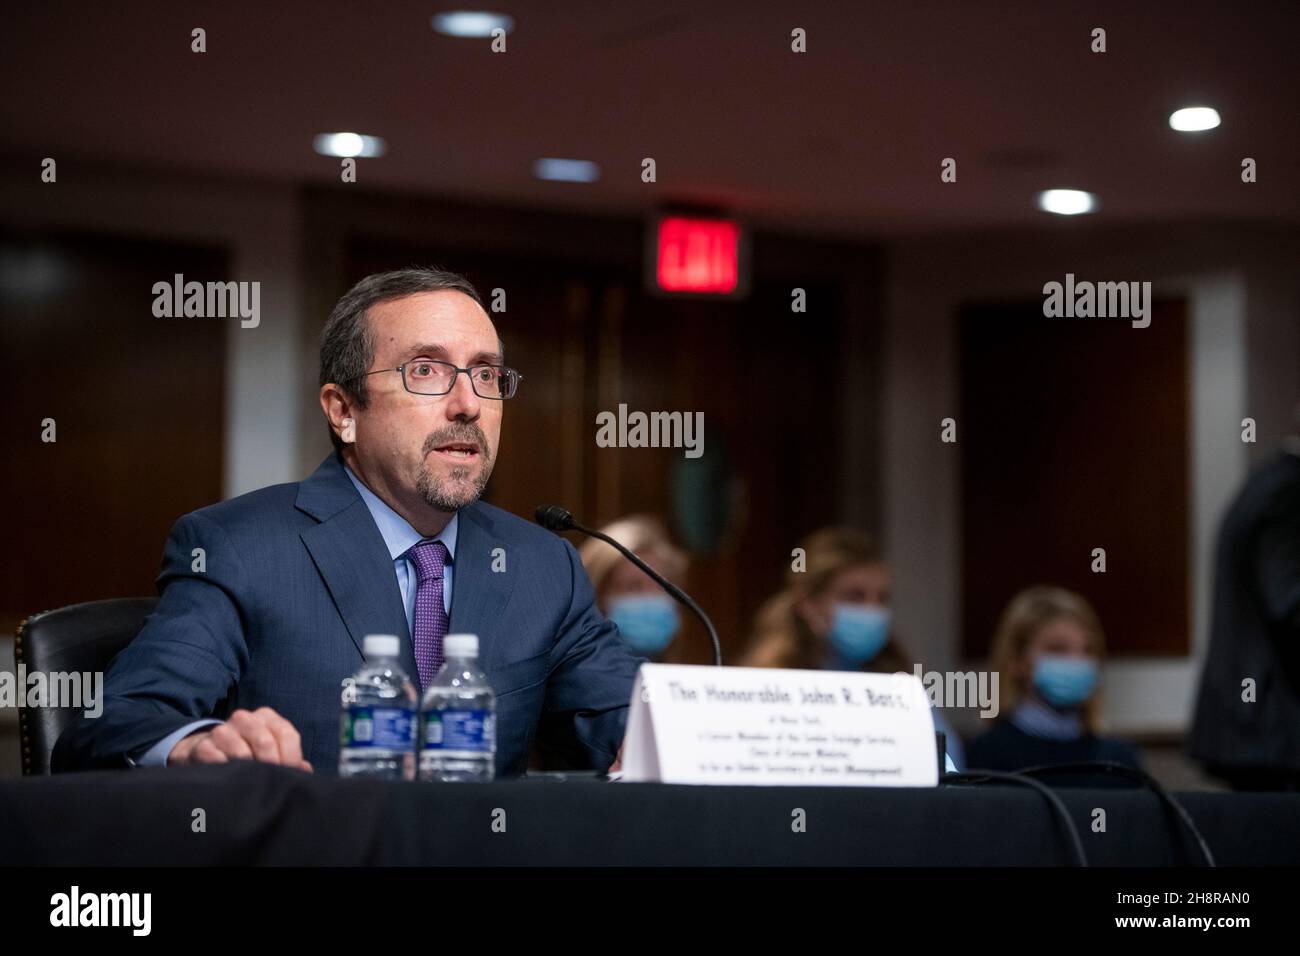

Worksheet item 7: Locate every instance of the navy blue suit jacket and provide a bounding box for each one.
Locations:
[53,452,645,775]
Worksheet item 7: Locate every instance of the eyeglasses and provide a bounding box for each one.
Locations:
[347,360,522,400]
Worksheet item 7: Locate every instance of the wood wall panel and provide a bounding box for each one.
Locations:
[0,233,228,630]
[958,299,1190,658]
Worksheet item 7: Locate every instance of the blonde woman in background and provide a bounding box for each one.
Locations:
[741,527,964,770]
[579,515,688,662]
[966,585,1141,786]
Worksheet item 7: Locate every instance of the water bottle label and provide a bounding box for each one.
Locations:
[423,709,496,752]
[341,705,415,750]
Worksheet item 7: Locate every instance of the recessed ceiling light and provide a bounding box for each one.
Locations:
[1037,189,1098,216]
[533,158,600,183]
[1169,106,1221,132]
[313,133,386,158]
[432,11,515,38]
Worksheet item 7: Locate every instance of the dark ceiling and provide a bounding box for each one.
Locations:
[2,0,1297,237]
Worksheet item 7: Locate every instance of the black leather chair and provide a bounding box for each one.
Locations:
[14,597,157,775]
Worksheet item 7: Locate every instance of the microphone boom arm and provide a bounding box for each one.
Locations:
[576,523,723,667]
[535,505,723,666]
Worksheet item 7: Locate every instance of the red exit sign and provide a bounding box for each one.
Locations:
[651,216,747,296]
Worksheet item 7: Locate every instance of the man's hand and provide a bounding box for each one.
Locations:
[167,707,313,771]
[607,742,625,774]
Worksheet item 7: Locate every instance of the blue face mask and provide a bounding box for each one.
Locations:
[608,594,680,656]
[827,603,891,665]
[1032,655,1099,708]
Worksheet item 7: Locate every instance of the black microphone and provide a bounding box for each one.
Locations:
[535,504,722,666]
[535,504,576,532]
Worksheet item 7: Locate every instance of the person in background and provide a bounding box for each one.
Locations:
[579,515,688,662]
[1189,421,1300,790]
[741,527,964,771]
[967,585,1140,786]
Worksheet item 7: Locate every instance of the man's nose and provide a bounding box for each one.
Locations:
[442,368,482,419]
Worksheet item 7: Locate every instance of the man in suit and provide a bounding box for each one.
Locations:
[53,267,646,775]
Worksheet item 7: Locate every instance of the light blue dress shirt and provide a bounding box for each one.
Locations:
[133,464,457,767]
[342,463,458,625]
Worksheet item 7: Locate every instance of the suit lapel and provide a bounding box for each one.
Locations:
[448,502,519,673]
[295,454,418,680]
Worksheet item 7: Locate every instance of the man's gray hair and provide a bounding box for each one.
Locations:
[319,267,486,453]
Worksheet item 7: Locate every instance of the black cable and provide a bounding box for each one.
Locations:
[1010,760,1217,867]
[942,769,1089,866]
[535,504,723,665]
[575,522,724,667]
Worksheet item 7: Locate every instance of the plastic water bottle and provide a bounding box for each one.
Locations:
[339,634,417,779]
[420,633,496,782]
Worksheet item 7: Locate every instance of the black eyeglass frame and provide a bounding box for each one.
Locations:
[343,360,522,400]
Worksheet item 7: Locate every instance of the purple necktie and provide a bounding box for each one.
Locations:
[407,540,450,690]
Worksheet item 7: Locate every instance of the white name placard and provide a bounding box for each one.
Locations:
[619,664,939,787]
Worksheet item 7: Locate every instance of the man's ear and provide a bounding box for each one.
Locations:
[320,384,355,443]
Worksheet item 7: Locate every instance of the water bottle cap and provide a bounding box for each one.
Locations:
[362,634,401,658]
[443,633,479,658]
